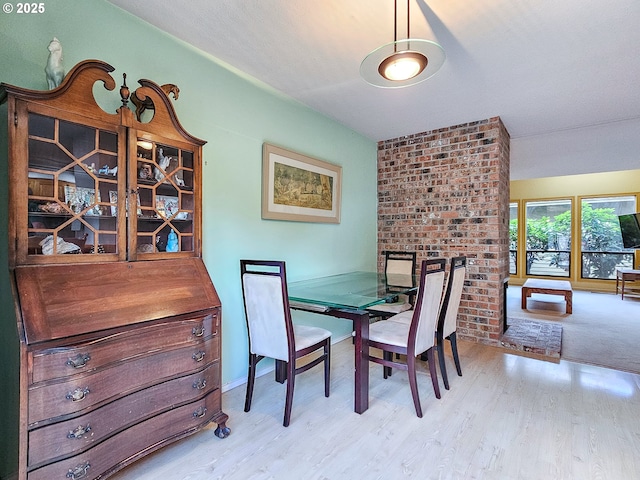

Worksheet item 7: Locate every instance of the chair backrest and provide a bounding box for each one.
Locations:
[384,251,417,287]
[438,257,467,338]
[385,251,416,275]
[407,258,446,355]
[240,260,294,362]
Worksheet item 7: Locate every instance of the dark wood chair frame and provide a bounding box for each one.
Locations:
[368,258,447,417]
[240,260,331,427]
[435,256,466,390]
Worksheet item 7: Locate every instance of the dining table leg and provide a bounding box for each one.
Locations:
[353,311,370,414]
[333,309,370,414]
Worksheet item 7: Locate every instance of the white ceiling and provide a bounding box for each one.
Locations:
[108,0,640,172]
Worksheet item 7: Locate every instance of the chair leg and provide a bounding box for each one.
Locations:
[426,347,441,400]
[324,340,331,397]
[244,353,257,412]
[283,358,296,427]
[449,332,462,377]
[383,350,393,378]
[406,354,423,418]
[275,359,287,383]
[436,333,450,390]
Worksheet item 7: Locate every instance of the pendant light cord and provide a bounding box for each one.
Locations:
[394,0,398,52]
[407,0,411,50]
[394,0,413,51]
[406,0,410,39]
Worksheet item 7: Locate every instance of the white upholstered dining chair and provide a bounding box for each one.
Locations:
[366,258,446,417]
[367,251,417,317]
[240,259,331,427]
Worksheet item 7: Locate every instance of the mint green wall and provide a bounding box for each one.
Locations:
[0,2,377,474]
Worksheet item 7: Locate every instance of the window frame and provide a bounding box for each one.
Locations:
[578,194,637,280]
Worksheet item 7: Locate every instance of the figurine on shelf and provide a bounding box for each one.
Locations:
[99,165,117,176]
[38,202,65,214]
[138,163,153,180]
[137,243,156,254]
[44,37,65,89]
[155,148,171,182]
[166,229,179,252]
[39,235,80,255]
[155,235,166,252]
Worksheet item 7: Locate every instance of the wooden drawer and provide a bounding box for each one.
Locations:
[29,337,219,426]
[27,388,221,480]
[30,311,219,384]
[28,362,219,468]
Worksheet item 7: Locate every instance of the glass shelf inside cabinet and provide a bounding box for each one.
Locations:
[135,140,195,254]
[27,113,119,256]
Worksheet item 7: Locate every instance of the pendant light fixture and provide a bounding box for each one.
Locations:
[360,0,445,88]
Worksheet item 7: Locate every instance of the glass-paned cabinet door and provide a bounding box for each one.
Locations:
[134,138,195,257]
[26,112,122,261]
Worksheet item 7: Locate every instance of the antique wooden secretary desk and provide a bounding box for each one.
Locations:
[1,60,229,480]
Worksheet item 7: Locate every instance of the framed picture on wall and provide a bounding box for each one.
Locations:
[262,143,342,223]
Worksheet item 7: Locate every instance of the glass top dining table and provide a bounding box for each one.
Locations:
[286,271,417,414]
[288,271,417,310]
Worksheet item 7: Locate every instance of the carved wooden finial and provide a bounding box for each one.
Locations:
[119,72,130,107]
[131,83,180,122]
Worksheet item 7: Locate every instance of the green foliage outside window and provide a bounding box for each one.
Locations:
[580,204,625,278]
[523,203,626,278]
[526,216,551,251]
[525,214,570,272]
[509,218,517,249]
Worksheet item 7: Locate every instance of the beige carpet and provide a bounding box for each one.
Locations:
[507,285,640,374]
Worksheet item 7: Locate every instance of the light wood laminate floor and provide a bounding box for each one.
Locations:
[111,339,640,479]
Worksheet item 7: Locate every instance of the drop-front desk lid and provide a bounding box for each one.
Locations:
[13,258,220,345]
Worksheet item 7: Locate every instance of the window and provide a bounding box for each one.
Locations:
[509,202,518,274]
[525,199,572,277]
[581,196,636,279]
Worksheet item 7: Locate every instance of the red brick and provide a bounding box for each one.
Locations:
[377,117,510,346]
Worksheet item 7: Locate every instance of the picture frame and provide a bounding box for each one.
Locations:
[262,143,342,223]
[64,185,100,215]
[155,195,180,218]
[109,190,118,216]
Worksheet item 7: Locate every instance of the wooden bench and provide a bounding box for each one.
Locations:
[521,279,573,314]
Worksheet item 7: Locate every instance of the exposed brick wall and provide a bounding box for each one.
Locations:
[377,117,510,345]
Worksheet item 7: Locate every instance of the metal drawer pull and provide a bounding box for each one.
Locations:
[192,324,205,337]
[66,353,91,369]
[66,387,90,402]
[192,350,206,362]
[67,424,92,439]
[193,406,207,418]
[193,379,207,390]
[66,461,90,479]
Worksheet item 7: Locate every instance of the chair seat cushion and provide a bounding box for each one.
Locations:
[369,319,410,347]
[367,301,412,314]
[385,310,413,324]
[294,324,331,351]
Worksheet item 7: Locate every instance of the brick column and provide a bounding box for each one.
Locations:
[377,117,510,345]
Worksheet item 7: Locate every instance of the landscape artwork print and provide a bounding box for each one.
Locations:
[262,143,342,223]
[273,162,333,211]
